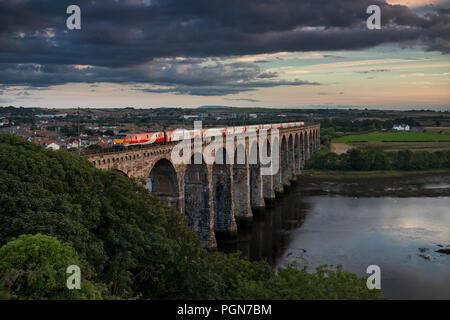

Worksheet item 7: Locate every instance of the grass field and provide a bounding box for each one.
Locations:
[425,127,450,134]
[348,141,450,152]
[332,131,450,143]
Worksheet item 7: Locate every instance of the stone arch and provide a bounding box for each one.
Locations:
[212,147,235,233]
[146,158,179,210]
[299,132,305,168]
[272,135,283,194]
[288,134,295,181]
[281,135,290,187]
[316,129,320,151]
[234,138,247,165]
[233,140,251,219]
[304,131,309,161]
[184,153,211,245]
[294,132,300,174]
[249,140,264,210]
[315,129,318,151]
[261,138,275,201]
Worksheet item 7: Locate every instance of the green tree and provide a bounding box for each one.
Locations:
[395,150,413,170]
[86,144,102,151]
[372,150,391,170]
[348,149,365,170]
[104,129,115,136]
[233,264,384,300]
[0,234,103,300]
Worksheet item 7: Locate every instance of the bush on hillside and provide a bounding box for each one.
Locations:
[0,234,103,299]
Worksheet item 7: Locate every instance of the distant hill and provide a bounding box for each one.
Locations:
[197,105,233,109]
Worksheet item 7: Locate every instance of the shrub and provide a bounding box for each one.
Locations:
[0,234,103,299]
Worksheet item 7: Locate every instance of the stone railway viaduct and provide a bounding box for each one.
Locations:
[84,124,320,247]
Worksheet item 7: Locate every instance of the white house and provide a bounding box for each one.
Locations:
[47,143,60,151]
[392,124,410,131]
[183,115,199,120]
[0,117,8,126]
[67,140,79,149]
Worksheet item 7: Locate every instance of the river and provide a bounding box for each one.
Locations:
[218,175,450,300]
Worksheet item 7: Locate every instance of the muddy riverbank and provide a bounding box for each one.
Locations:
[297,171,450,197]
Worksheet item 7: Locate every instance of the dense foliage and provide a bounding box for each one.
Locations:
[233,264,382,300]
[0,134,383,300]
[306,148,450,171]
[0,234,103,299]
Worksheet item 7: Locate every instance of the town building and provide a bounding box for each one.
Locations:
[392,124,410,131]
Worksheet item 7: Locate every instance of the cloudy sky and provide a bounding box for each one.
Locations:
[0,0,449,109]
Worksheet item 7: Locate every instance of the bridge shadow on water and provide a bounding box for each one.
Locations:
[217,181,311,267]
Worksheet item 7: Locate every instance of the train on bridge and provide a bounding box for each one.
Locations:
[113,121,305,148]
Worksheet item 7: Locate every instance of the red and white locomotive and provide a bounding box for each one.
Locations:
[113,121,305,148]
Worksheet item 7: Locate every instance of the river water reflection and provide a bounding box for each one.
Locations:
[218,186,450,300]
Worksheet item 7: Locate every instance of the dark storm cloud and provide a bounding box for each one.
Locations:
[0,59,256,86]
[0,0,448,93]
[137,78,320,96]
[0,58,319,95]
